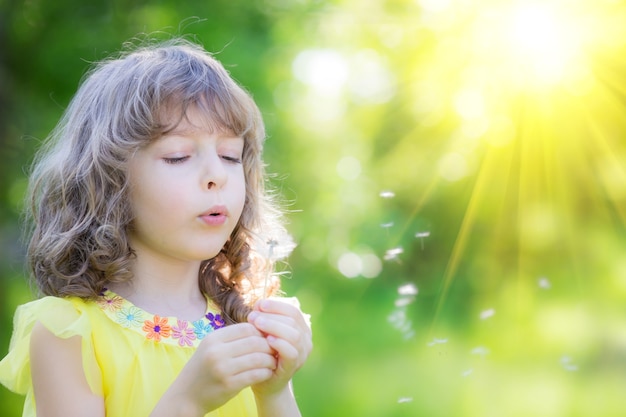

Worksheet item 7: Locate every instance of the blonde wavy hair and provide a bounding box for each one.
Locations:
[26,38,291,324]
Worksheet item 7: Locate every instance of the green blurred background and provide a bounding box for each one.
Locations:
[1,0,625,416]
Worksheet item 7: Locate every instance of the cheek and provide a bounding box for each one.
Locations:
[130,177,191,219]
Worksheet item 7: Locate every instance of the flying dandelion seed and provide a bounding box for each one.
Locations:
[415,231,431,249]
[479,308,495,320]
[560,356,579,372]
[380,222,394,229]
[384,247,403,261]
[397,397,414,404]
[398,283,419,296]
[394,283,418,307]
[538,277,552,289]
[462,369,473,377]
[470,346,491,357]
[394,297,415,308]
[388,306,415,340]
[427,337,448,347]
[379,190,395,199]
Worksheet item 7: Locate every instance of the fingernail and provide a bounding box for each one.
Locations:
[248,311,259,321]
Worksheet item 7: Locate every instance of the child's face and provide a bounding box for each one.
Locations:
[126,107,246,264]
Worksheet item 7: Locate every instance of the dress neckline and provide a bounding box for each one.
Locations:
[96,288,225,348]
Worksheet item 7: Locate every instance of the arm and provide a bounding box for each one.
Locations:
[254,381,302,417]
[30,321,105,417]
[248,299,313,417]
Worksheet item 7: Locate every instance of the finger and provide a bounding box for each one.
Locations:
[229,366,274,388]
[204,322,264,343]
[225,334,274,358]
[254,298,301,317]
[200,324,273,358]
[266,335,299,364]
[254,298,312,330]
[265,335,309,376]
[248,316,312,370]
[248,313,300,344]
[219,351,277,377]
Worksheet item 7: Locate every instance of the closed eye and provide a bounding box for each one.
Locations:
[221,155,242,164]
[163,156,190,164]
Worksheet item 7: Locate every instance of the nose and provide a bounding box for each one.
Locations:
[202,153,227,190]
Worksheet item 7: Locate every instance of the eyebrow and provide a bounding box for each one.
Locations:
[160,127,243,143]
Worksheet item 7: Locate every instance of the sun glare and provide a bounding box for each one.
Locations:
[505,4,582,83]
[465,1,591,88]
[406,0,626,329]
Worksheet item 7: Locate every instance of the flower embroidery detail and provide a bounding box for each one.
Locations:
[97,289,227,347]
[206,312,225,329]
[115,306,144,328]
[172,320,197,347]
[97,293,124,312]
[142,315,172,342]
[192,319,214,340]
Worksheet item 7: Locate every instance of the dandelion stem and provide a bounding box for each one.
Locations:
[263,239,277,299]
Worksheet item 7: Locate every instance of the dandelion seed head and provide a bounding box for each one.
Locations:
[251,231,296,261]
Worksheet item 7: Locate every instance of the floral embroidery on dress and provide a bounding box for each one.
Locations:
[97,292,124,312]
[96,289,224,348]
[172,320,197,347]
[143,315,172,342]
[192,319,214,340]
[115,306,144,328]
[206,312,225,329]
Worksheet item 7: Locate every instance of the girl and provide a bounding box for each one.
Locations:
[0,38,312,417]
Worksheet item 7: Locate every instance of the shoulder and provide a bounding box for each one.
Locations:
[30,320,105,417]
[0,296,103,395]
[13,296,98,336]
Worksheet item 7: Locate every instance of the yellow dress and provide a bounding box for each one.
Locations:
[0,290,257,417]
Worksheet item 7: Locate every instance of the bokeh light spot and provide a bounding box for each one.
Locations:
[338,252,362,278]
[438,152,468,182]
[292,49,349,96]
[336,156,362,181]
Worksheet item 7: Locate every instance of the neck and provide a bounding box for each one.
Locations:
[108,249,207,321]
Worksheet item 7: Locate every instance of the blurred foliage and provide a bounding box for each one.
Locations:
[2,0,626,416]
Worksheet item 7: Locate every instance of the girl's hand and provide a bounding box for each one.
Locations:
[151,323,276,416]
[247,298,313,398]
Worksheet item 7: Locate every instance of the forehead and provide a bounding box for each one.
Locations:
[160,103,237,138]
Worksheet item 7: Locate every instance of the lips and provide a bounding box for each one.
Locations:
[199,205,228,226]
